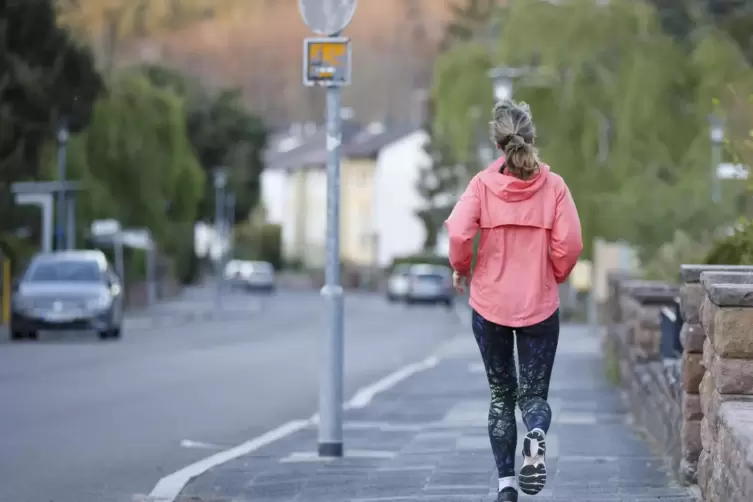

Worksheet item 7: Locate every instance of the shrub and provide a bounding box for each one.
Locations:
[704,219,753,265]
[642,230,713,283]
[234,223,283,270]
[389,253,450,271]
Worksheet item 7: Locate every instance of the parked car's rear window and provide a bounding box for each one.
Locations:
[25,260,102,283]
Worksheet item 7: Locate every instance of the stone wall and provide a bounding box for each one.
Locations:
[604,276,683,475]
[606,265,753,501]
[677,265,753,484]
[695,271,753,501]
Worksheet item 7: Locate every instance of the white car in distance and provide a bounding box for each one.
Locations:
[224,260,276,293]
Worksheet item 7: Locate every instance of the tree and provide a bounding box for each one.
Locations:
[42,70,204,256]
[646,0,753,62]
[0,0,102,255]
[138,63,268,225]
[416,0,500,251]
[431,0,752,259]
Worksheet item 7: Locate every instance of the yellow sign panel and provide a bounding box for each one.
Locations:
[303,37,351,87]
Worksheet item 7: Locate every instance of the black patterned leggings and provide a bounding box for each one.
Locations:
[471,309,560,478]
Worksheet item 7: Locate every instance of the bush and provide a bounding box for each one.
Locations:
[389,253,450,271]
[642,230,712,283]
[234,223,283,270]
[704,219,753,265]
[0,234,37,274]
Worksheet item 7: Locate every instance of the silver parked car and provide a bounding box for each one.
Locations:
[10,250,124,341]
[386,264,412,302]
[225,260,276,292]
[404,264,454,308]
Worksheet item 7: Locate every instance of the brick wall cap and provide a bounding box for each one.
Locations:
[704,283,753,307]
[681,264,753,283]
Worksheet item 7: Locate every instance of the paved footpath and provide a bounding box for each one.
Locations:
[172,324,694,502]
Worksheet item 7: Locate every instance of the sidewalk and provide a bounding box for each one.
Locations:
[172,325,694,501]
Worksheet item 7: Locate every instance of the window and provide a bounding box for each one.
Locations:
[25,260,102,283]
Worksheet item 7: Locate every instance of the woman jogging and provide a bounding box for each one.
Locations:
[445,99,583,502]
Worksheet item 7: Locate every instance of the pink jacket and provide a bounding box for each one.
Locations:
[445,158,583,327]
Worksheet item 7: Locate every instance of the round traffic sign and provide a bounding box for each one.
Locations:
[298,0,358,36]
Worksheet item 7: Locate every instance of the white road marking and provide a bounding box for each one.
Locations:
[280,449,395,463]
[147,353,442,501]
[345,355,439,409]
[179,440,223,450]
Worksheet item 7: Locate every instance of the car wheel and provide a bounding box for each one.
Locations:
[10,329,26,341]
[386,294,395,303]
[27,331,39,340]
[98,327,121,340]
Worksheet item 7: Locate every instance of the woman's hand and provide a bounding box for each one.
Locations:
[452,270,469,293]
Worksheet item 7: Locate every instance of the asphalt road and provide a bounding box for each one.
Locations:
[0,288,460,502]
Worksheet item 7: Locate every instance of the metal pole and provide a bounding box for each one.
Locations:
[214,170,226,308]
[710,115,723,204]
[146,242,156,306]
[711,139,722,204]
[318,34,345,458]
[114,233,125,292]
[56,119,68,250]
[66,194,76,250]
[40,196,53,253]
[227,193,236,260]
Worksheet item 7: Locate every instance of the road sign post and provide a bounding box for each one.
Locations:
[298,0,357,459]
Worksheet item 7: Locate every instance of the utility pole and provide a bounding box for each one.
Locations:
[213,168,228,308]
[227,193,236,261]
[298,0,357,458]
[709,114,724,204]
[56,119,69,250]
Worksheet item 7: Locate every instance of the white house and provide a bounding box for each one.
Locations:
[372,128,435,268]
[262,121,449,270]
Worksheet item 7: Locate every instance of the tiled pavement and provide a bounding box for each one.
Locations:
[174,324,694,502]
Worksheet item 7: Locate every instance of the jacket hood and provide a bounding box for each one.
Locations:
[477,156,550,202]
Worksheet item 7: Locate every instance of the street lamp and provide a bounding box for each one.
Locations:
[488,67,531,103]
[709,114,724,204]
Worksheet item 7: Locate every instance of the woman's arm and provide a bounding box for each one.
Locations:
[445,177,481,276]
[550,183,583,283]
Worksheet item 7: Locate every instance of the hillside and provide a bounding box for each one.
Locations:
[112,0,455,125]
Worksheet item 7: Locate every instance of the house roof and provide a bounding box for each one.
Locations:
[264,121,420,170]
[343,122,420,158]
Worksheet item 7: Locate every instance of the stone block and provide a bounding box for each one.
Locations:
[619,279,679,304]
[701,295,716,342]
[634,326,661,359]
[638,305,662,330]
[681,264,753,284]
[716,402,753,501]
[683,392,702,421]
[711,306,753,358]
[682,419,702,460]
[683,351,704,393]
[709,354,753,395]
[700,270,753,287]
[701,416,713,453]
[700,372,715,419]
[698,449,712,499]
[680,283,704,325]
[703,336,714,370]
[679,457,697,486]
[681,322,705,353]
[701,384,753,434]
